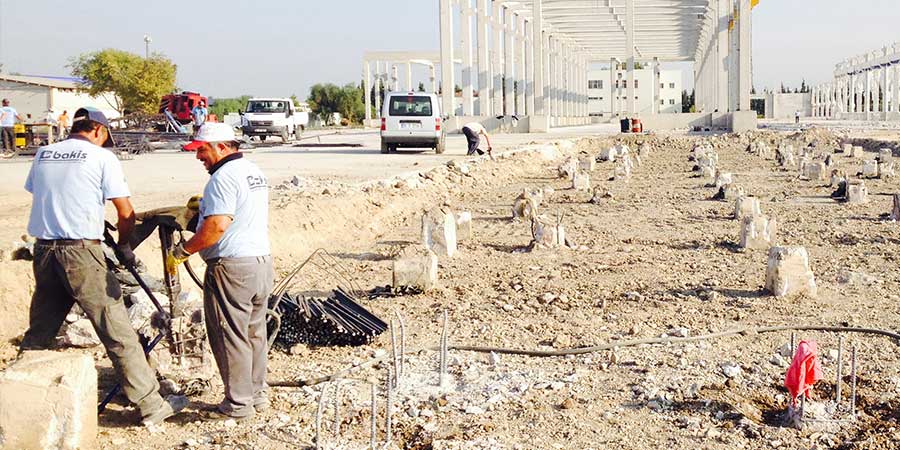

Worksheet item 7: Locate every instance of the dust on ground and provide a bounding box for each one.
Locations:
[2,125,899,449]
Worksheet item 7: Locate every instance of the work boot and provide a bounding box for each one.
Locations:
[142,394,188,426]
[253,396,270,412]
[202,409,255,422]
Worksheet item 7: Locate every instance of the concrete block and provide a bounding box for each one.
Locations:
[740,214,777,250]
[392,251,438,291]
[765,246,817,298]
[891,194,900,221]
[578,155,596,172]
[700,165,715,180]
[0,351,97,450]
[847,181,869,204]
[455,212,472,242]
[512,191,540,221]
[714,171,733,189]
[557,157,578,180]
[879,160,895,179]
[572,170,591,191]
[878,148,893,163]
[841,143,852,154]
[57,318,100,348]
[717,184,745,201]
[530,215,565,249]
[599,146,618,162]
[734,196,761,220]
[637,143,651,156]
[861,160,879,178]
[421,208,457,257]
[848,146,864,158]
[830,170,846,189]
[802,162,827,181]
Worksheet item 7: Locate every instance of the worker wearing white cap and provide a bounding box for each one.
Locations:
[167,122,273,420]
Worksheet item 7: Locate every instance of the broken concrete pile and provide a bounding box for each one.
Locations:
[765,246,817,298]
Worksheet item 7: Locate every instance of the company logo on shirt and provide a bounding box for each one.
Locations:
[247,175,268,191]
[39,149,88,162]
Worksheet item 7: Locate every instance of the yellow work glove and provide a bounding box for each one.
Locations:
[165,243,191,276]
[186,195,202,211]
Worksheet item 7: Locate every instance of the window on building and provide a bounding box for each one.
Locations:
[660,99,665,105]
[660,83,665,89]
[669,83,675,89]
[599,97,604,101]
[634,80,639,89]
[669,99,676,105]
[588,80,603,89]
[588,96,600,101]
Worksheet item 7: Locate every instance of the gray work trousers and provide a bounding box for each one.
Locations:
[20,241,166,418]
[203,255,274,417]
[1,126,15,152]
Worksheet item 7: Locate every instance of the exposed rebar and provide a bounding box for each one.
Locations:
[390,319,399,389]
[439,310,449,386]
[370,383,377,450]
[332,381,342,438]
[385,368,393,446]
[836,336,844,406]
[791,332,796,356]
[396,311,407,377]
[315,383,328,449]
[850,346,858,416]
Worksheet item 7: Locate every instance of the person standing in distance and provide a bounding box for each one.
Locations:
[191,100,209,134]
[461,121,493,157]
[166,122,273,420]
[57,109,70,140]
[0,98,22,157]
[21,106,186,425]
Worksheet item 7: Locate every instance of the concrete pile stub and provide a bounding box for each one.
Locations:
[392,247,439,292]
[830,170,847,189]
[572,170,591,191]
[0,351,97,450]
[530,215,565,249]
[749,140,773,159]
[578,155,596,172]
[841,143,852,154]
[765,246,817,298]
[891,194,900,221]
[846,181,869,204]
[512,189,541,221]
[715,184,745,201]
[776,145,795,168]
[802,161,827,182]
[714,171,734,189]
[455,212,472,242]
[637,143,651,156]
[557,156,579,180]
[734,196,761,220]
[848,146,864,158]
[421,207,457,257]
[861,160,879,179]
[878,149,895,178]
[599,146,618,162]
[740,215,777,250]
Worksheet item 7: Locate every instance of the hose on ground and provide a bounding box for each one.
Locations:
[269,325,900,388]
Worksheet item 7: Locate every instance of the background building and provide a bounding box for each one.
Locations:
[587,68,683,119]
[0,74,120,123]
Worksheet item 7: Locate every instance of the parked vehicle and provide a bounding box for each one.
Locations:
[241,98,309,142]
[380,92,445,154]
[159,92,207,125]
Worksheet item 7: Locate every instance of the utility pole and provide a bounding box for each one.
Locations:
[143,34,152,58]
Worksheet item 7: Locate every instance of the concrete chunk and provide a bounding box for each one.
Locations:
[846,181,868,204]
[734,196,761,220]
[392,250,438,291]
[572,170,591,191]
[848,146,864,158]
[740,214,777,250]
[0,351,97,450]
[802,162,827,181]
[841,143,852,154]
[891,194,900,221]
[421,208,457,257]
[557,157,578,180]
[714,171,733,189]
[512,191,540,221]
[765,246,817,298]
[578,155,596,172]
[861,160,879,178]
[879,160,895,179]
[530,215,565,249]
[455,212,472,242]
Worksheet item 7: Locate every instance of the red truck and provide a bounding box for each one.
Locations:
[159,92,209,124]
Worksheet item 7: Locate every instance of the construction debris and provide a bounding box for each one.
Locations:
[422,207,458,257]
[530,215,565,250]
[846,181,869,204]
[734,196,761,220]
[740,215,777,250]
[392,248,439,292]
[512,189,541,221]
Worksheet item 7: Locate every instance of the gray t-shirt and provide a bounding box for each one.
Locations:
[25,136,130,240]
[197,155,270,260]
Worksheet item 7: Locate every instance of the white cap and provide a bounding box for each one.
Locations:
[183,123,236,150]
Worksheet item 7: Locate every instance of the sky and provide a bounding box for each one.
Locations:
[0,0,897,99]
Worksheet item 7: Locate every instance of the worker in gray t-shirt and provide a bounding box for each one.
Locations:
[167,122,273,420]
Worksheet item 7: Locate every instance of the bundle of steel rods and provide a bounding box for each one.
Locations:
[269,289,387,348]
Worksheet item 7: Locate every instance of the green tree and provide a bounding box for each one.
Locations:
[681,89,695,113]
[336,83,365,124]
[209,96,252,118]
[69,49,177,115]
[308,83,343,125]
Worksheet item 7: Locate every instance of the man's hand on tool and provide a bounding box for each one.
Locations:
[117,243,137,267]
[165,243,191,276]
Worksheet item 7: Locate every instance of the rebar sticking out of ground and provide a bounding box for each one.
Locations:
[395,311,407,377]
[370,382,377,450]
[836,336,844,405]
[332,381,342,438]
[850,346,858,415]
[385,368,393,446]
[790,332,796,356]
[315,383,328,449]
[390,319,399,389]
[439,309,449,386]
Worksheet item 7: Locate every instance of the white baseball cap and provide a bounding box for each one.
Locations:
[183,122,237,151]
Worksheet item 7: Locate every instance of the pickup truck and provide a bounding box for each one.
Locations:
[241,98,309,143]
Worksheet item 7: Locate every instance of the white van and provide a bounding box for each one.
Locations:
[380,92,445,154]
[241,98,309,143]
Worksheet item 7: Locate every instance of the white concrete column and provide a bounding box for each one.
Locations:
[504,7,515,116]
[374,62,382,118]
[364,61,372,122]
[525,18,535,116]
[543,32,551,118]
[516,14,526,115]
[850,74,857,113]
[625,0,635,115]
[439,0,455,116]
[532,0,544,115]
[492,0,504,117]
[406,62,413,91]
[894,65,900,115]
[715,0,730,112]
[651,57,660,114]
[549,37,557,118]
[737,0,752,111]
[476,0,490,116]
[865,69,872,119]
[610,58,616,118]
[562,44,570,117]
[460,1,474,115]
[882,66,889,119]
